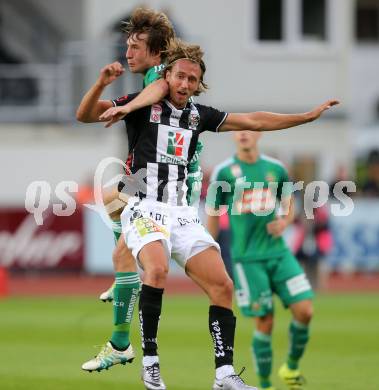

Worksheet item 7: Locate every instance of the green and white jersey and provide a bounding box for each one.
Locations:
[207,154,292,262]
[143,64,165,87]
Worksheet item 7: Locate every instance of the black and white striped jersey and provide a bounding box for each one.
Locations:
[113,94,228,205]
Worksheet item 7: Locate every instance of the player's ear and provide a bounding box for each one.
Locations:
[165,70,171,82]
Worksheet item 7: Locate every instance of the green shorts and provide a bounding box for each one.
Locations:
[233,250,314,317]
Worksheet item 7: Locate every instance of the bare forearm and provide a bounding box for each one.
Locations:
[124,79,168,114]
[76,81,109,123]
[219,99,339,132]
[249,111,312,132]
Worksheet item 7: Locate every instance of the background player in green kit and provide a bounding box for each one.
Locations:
[77,8,203,373]
[207,131,314,390]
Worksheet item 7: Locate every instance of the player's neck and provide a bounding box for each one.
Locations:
[167,97,187,110]
[237,148,259,164]
[142,59,161,75]
[148,58,161,69]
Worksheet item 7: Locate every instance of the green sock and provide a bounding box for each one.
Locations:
[252,331,272,388]
[110,272,140,350]
[112,221,122,243]
[287,320,310,370]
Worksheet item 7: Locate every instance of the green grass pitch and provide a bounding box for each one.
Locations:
[0,293,378,389]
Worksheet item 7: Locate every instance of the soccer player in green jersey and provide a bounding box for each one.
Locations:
[207,131,314,390]
[77,8,203,374]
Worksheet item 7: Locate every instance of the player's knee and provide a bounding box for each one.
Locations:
[296,304,313,324]
[211,275,234,302]
[145,264,168,286]
[256,315,274,334]
[223,276,234,297]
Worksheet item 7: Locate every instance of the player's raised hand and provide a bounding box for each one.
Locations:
[266,217,288,238]
[99,105,130,128]
[98,62,125,87]
[308,99,340,121]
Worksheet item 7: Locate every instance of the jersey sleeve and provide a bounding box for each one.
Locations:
[143,66,162,87]
[197,104,228,133]
[111,92,139,107]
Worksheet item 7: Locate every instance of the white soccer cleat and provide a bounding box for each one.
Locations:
[212,368,258,390]
[141,362,166,390]
[99,283,115,302]
[81,342,134,372]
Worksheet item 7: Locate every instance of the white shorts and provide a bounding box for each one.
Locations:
[120,197,220,268]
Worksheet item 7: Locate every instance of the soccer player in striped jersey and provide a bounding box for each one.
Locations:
[207,131,314,390]
[77,8,203,378]
[99,39,338,390]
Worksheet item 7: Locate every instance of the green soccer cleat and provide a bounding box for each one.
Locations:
[99,283,115,302]
[278,363,306,389]
[82,342,134,372]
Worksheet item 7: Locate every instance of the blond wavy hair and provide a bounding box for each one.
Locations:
[162,39,208,96]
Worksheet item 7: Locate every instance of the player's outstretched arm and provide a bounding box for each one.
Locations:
[99,79,169,128]
[76,62,125,123]
[218,99,340,132]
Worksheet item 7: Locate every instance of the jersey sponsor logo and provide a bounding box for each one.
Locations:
[265,172,277,182]
[286,274,312,296]
[167,131,184,157]
[211,320,226,358]
[177,216,200,226]
[133,217,169,238]
[156,124,191,166]
[149,211,168,225]
[160,154,187,165]
[150,103,162,123]
[230,164,242,178]
[188,113,200,130]
[125,289,139,322]
[235,188,276,214]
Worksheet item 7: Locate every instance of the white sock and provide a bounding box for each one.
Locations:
[143,355,159,367]
[216,364,235,380]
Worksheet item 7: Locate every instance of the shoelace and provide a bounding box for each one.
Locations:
[93,344,111,360]
[228,367,247,385]
[146,363,161,382]
[286,375,306,387]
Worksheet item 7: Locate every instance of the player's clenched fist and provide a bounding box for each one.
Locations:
[98,62,125,86]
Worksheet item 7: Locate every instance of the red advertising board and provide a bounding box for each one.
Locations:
[0,208,83,271]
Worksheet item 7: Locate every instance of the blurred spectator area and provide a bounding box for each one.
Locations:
[0,0,129,122]
[0,0,62,116]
